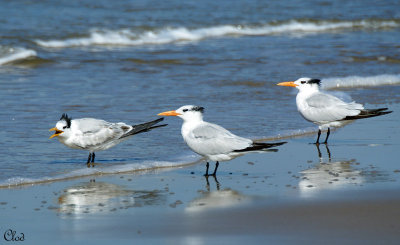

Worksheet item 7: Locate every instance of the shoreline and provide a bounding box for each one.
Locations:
[0,103,398,244]
[0,127,326,189]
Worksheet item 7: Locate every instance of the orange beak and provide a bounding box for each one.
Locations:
[277,81,298,87]
[157,110,181,116]
[49,127,64,139]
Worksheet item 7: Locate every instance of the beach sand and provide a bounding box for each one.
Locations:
[1,104,399,245]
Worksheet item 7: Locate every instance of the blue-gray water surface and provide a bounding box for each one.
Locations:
[0,0,399,185]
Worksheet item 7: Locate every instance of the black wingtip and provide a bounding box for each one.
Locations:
[145,117,165,126]
[342,108,393,120]
[119,118,167,139]
[149,124,168,130]
[256,141,287,146]
[234,141,287,153]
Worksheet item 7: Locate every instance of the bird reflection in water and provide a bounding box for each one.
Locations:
[185,176,251,213]
[299,144,364,197]
[57,180,166,217]
[316,143,331,160]
[205,175,220,192]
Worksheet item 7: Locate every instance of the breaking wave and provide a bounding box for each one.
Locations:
[0,46,37,65]
[35,19,400,48]
[322,74,400,89]
[0,156,201,188]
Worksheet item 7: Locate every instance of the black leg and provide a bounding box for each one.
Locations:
[211,161,219,176]
[325,144,331,161]
[315,129,321,144]
[91,152,95,163]
[87,153,92,164]
[324,128,330,144]
[213,175,220,190]
[316,143,322,158]
[204,162,210,176]
[204,175,220,191]
[205,175,210,192]
[86,153,92,167]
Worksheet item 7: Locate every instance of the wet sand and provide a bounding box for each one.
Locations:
[0,104,399,244]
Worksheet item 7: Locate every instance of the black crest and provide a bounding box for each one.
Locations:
[308,79,321,86]
[60,113,72,128]
[192,106,205,113]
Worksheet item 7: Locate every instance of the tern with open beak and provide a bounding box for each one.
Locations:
[49,114,167,167]
[158,105,286,176]
[277,77,392,144]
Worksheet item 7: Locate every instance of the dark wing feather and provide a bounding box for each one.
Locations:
[234,141,287,152]
[120,118,167,139]
[342,108,392,120]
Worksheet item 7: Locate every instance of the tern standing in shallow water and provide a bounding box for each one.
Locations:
[158,105,286,176]
[277,77,392,144]
[49,114,167,167]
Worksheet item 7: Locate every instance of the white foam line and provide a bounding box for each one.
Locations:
[322,74,400,89]
[0,47,37,65]
[35,19,400,48]
[0,156,202,188]
[0,129,305,188]
[0,117,394,189]
[0,128,317,189]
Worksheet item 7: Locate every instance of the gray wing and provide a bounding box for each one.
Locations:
[187,122,252,155]
[72,118,131,148]
[304,92,364,122]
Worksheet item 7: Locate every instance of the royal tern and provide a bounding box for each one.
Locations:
[49,114,167,166]
[277,77,392,144]
[158,105,286,176]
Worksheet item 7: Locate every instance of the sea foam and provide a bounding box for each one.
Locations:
[322,74,400,89]
[0,46,37,65]
[0,155,200,188]
[35,19,400,48]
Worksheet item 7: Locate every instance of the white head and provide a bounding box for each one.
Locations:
[49,113,72,139]
[158,105,204,122]
[277,77,321,92]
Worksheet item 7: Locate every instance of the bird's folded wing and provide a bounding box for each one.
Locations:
[305,93,363,121]
[75,118,111,133]
[190,123,252,154]
[73,119,127,148]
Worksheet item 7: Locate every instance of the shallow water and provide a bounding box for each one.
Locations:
[0,0,399,186]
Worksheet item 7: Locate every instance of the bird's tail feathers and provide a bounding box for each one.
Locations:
[343,108,392,120]
[234,141,287,152]
[120,118,167,138]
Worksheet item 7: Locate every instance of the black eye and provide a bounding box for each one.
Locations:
[301,81,306,84]
[63,126,67,129]
[182,109,188,112]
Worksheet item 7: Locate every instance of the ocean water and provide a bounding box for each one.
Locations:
[0,0,399,187]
